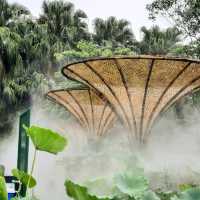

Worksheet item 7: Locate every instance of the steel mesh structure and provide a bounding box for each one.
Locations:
[62,56,200,142]
[47,88,116,136]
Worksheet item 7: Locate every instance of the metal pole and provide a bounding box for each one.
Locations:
[17,109,30,197]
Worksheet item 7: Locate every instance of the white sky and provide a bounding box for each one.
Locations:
[8,0,173,40]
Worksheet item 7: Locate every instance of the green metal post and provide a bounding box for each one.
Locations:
[17,109,30,197]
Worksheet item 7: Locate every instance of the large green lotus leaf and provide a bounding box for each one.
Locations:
[84,178,121,199]
[171,188,200,200]
[114,169,149,198]
[24,125,67,154]
[65,180,109,200]
[0,176,8,200]
[142,191,160,200]
[12,169,36,188]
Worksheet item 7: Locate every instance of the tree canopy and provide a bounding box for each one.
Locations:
[93,16,135,48]
[138,26,181,55]
[147,0,200,40]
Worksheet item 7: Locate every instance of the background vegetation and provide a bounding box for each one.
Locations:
[0,0,200,136]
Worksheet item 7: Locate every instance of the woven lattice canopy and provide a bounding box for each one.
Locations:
[47,88,116,136]
[62,56,200,142]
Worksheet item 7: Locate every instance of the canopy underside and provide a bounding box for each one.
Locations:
[47,88,116,136]
[62,56,200,142]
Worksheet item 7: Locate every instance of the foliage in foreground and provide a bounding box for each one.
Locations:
[1,125,200,200]
[65,167,158,200]
[12,169,36,189]
[23,125,67,154]
[0,125,67,200]
[65,172,200,200]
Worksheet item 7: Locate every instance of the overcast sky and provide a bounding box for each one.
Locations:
[8,0,173,40]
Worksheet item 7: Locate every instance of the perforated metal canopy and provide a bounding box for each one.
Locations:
[62,56,200,142]
[47,88,116,136]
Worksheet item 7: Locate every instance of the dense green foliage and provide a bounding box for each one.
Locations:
[65,162,172,200]
[138,26,181,55]
[147,0,200,39]
[147,0,200,58]
[65,175,200,200]
[0,126,67,199]
[38,0,90,48]
[65,174,200,200]
[93,17,135,48]
[0,0,199,136]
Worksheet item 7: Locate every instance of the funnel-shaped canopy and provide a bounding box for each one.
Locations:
[47,88,116,136]
[62,56,200,142]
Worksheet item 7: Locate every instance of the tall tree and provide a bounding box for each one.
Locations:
[93,16,135,48]
[0,1,52,136]
[0,0,30,27]
[10,18,51,72]
[38,0,90,48]
[0,0,11,26]
[0,27,22,76]
[146,0,200,40]
[146,0,200,58]
[138,26,182,55]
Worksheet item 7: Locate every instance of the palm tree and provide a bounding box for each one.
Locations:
[0,1,52,136]
[0,27,24,115]
[93,16,135,48]
[73,9,90,43]
[9,3,30,17]
[0,23,51,108]
[0,27,22,75]
[0,0,30,27]
[0,26,50,135]
[138,26,182,55]
[93,18,106,45]
[0,0,11,26]
[38,0,89,48]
